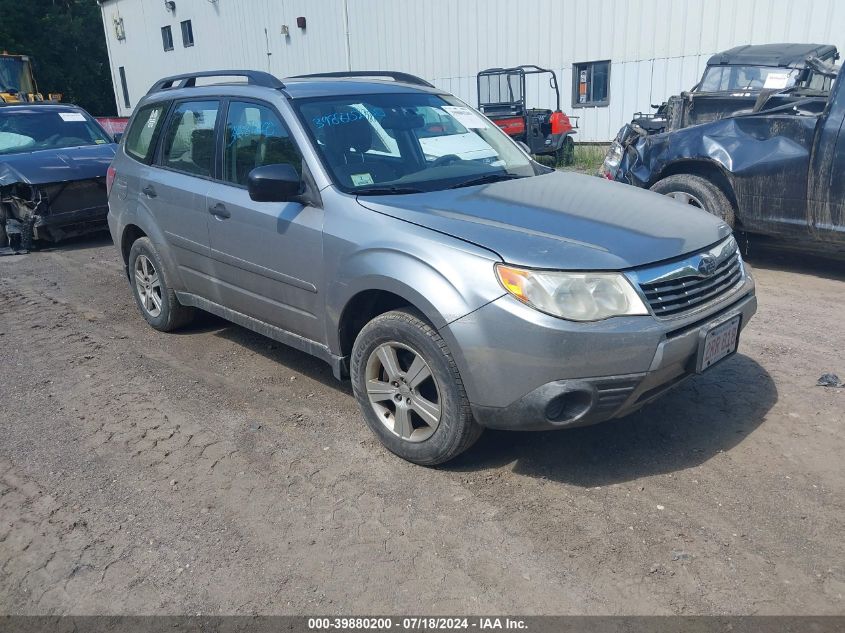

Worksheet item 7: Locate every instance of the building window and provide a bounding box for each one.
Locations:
[180,20,194,47]
[118,66,130,108]
[573,60,610,107]
[161,26,174,51]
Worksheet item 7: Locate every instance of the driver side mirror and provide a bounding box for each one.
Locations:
[516,141,531,155]
[247,164,303,202]
[113,132,123,144]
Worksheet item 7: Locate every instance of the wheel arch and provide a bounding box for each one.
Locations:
[329,247,501,381]
[650,159,740,217]
[116,212,185,289]
[120,223,147,266]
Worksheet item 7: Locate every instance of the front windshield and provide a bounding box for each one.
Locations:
[0,110,111,155]
[0,57,35,94]
[295,92,543,193]
[698,65,799,92]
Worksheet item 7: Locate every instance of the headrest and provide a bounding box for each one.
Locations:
[322,114,373,155]
[191,128,214,173]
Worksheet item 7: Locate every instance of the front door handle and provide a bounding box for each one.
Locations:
[142,185,157,198]
[208,202,230,219]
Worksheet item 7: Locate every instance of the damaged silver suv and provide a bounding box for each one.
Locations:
[108,70,757,465]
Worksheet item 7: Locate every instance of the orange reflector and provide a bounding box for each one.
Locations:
[495,265,530,301]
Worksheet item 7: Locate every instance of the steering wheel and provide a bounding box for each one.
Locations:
[430,154,461,168]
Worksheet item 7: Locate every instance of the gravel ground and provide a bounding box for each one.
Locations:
[0,234,843,615]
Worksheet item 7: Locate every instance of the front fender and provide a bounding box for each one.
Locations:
[327,242,503,348]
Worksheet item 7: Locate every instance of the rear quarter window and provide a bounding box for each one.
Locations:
[125,103,167,162]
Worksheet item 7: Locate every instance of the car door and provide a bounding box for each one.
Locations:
[204,99,324,343]
[143,99,222,298]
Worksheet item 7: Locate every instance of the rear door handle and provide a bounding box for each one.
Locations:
[142,185,157,198]
[208,202,230,219]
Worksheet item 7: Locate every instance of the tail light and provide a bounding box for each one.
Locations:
[106,166,116,197]
[550,111,573,135]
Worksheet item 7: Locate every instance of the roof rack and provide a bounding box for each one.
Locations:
[147,70,285,94]
[289,71,435,88]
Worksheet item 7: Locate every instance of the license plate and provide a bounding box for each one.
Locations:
[697,315,741,372]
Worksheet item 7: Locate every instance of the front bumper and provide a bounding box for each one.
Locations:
[32,204,109,241]
[444,276,756,431]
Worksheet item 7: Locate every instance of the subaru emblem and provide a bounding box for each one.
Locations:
[698,255,717,276]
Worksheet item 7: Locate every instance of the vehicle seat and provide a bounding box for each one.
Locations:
[188,128,214,177]
[321,116,398,184]
[260,135,300,172]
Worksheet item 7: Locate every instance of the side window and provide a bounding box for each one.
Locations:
[124,102,167,162]
[223,101,301,186]
[160,100,219,178]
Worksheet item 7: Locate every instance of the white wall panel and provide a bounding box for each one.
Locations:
[101,0,845,140]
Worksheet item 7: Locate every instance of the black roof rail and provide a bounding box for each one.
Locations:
[146,70,285,94]
[289,70,435,88]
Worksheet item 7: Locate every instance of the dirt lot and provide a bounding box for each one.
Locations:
[0,234,843,615]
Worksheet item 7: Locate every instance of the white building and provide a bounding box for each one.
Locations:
[98,0,845,141]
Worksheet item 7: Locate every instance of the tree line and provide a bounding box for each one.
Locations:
[0,0,115,115]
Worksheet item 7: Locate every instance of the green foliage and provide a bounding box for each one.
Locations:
[557,144,609,174]
[0,0,115,115]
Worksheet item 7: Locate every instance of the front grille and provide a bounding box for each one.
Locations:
[637,239,743,318]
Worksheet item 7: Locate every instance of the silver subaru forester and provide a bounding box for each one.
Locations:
[107,70,756,465]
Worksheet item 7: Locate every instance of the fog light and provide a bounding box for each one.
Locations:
[545,390,593,423]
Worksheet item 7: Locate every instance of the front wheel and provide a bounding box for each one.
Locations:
[350,309,482,465]
[650,174,735,227]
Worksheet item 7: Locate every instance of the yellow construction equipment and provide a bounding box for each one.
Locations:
[0,52,62,103]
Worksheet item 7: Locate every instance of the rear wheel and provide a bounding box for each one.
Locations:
[128,237,194,332]
[554,136,575,166]
[650,174,735,227]
[350,308,482,465]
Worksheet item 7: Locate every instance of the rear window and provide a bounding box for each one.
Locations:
[124,103,167,162]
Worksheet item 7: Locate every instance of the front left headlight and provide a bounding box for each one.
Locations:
[495,264,649,321]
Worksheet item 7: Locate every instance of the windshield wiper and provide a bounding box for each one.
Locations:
[446,173,523,190]
[354,185,425,196]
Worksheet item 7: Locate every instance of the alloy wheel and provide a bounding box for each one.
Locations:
[134,254,163,317]
[364,341,442,442]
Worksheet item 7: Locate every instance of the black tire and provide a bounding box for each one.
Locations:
[650,174,735,227]
[350,308,483,466]
[127,237,194,332]
[555,136,575,166]
[0,206,7,247]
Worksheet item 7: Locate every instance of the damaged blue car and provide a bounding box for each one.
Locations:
[0,103,117,251]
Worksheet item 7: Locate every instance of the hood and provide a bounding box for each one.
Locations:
[356,171,731,270]
[0,143,116,187]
